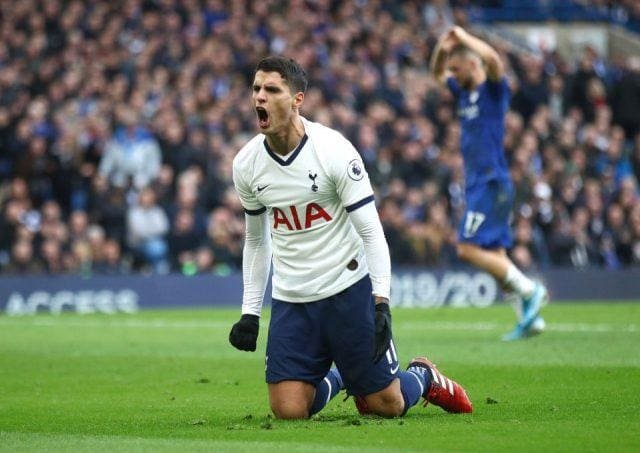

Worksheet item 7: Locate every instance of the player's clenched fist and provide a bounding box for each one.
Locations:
[229,314,259,351]
[373,300,392,363]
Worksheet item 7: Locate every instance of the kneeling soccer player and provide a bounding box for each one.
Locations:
[229,56,472,419]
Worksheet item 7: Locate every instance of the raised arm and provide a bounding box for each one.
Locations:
[430,29,456,84]
[450,26,504,81]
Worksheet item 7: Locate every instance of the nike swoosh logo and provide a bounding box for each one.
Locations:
[257,185,269,192]
[390,364,399,374]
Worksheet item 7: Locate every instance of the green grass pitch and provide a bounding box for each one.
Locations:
[1,302,639,452]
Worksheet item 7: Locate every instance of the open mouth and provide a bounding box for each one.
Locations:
[256,107,270,129]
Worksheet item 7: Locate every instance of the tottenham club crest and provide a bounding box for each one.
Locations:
[348,159,364,181]
[308,171,318,192]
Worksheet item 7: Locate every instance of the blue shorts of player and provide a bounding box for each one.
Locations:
[458,178,514,249]
[265,275,399,396]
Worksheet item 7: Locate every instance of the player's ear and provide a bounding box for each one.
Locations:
[293,91,304,110]
[469,54,481,71]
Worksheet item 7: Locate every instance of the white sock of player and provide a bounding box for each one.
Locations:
[503,290,523,319]
[504,264,535,298]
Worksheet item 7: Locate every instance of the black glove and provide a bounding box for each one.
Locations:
[229,314,259,351]
[373,301,392,363]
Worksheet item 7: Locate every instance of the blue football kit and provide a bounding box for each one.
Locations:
[447,76,514,249]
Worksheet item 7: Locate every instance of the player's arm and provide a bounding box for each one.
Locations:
[451,26,504,81]
[348,202,391,302]
[334,141,393,362]
[431,29,455,84]
[240,211,272,317]
[348,200,393,363]
[229,160,272,352]
[332,140,391,302]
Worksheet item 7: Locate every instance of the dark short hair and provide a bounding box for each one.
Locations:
[255,56,308,93]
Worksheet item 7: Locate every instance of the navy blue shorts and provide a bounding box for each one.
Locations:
[458,179,514,249]
[265,275,399,396]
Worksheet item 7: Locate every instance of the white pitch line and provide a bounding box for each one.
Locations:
[402,321,638,333]
[0,318,637,333]
[0,318,230,329]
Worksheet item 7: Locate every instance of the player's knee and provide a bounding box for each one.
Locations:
[268,381,315,419]
[367,394,404,418]
[270,400,309,420]
[363,382,405,418]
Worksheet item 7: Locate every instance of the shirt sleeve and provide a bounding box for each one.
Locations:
[240,212,272,316]
[331,136,375,211]
[232,158,266,215]
[348,201,391,299]
[485,76,510,99]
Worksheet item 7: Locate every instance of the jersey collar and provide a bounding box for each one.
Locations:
[263,134,308,167]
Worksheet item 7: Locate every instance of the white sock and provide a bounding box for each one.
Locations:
[503,290,523,319]
[504,264,535,298]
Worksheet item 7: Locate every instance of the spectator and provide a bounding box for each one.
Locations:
[93,238,129,275]
[194,246,217,274]
[126,187,170,273]
[0,0,638,275]
[610,56,640,139]
[87,176,127,245]
[38,200,68,246]
[512,55,548,123]
[168,172,208,235]
[14,135,58,205]
[40,239,65,274]
[205,206,242,269]
[168,208,202,271]
[87,224,106,266]
[4,239,43,275]
[594,127,633,187]
[511,216,550,269]
[69,239,93,276]
[568,48,602,122]
[547,74,567,125]
[68,210,89,243]
[629,203,640,264]
[378,197,416,265]
[159,121,203,175]
[605,202,632,265]
[99,108,161,191]
[631,133,640,182]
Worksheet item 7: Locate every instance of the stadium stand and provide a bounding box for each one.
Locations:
[1,0,639,275]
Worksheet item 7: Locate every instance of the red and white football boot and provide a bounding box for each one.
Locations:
[407,357,473,413]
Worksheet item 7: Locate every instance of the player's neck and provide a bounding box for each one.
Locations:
[469,70,486,90]
[265,116,305,156]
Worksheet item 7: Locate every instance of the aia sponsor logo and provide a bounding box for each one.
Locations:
[272,203,332,230]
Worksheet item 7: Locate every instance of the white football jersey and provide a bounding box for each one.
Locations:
[233,117,374,302]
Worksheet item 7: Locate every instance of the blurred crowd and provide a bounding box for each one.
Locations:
[1,0,640,277]
[469,0,640,33]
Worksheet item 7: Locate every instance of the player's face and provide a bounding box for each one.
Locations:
[252,70,301,135]
[447,54,473,89]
